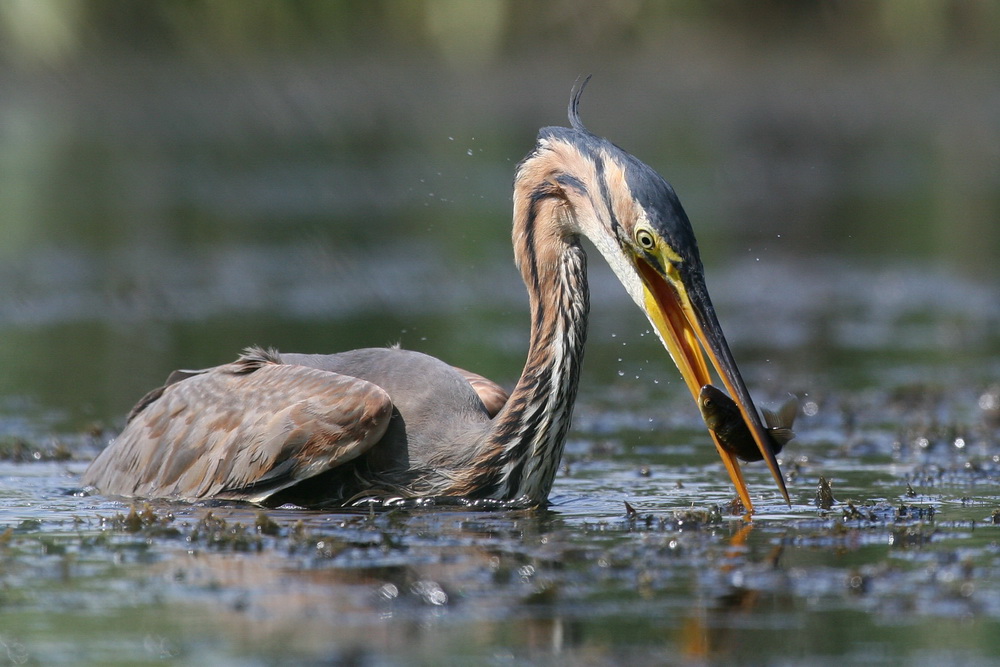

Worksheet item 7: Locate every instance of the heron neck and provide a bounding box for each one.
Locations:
[471,203,590,504]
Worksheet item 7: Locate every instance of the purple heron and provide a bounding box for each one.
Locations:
[83,81,789,512]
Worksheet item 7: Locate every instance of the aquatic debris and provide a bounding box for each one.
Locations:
[815,476,836,510]
[283,520,360,560]
[840,501,936,524]
[624,501,660,529]
[889,524,937,548]
[905,460,1000,489]
[254,511,281,536]
[188,512,263,552]
[624,501,638,518]
[895,504,935,521]
[723,497,746,516]
[662,506,725,530]
[610,505,726,533]
[697,385,797,462]
[99,503,180,537]
[841,502,870,522]
[13,519,42,533]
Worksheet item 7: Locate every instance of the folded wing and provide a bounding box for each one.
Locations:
[83,357,393,503]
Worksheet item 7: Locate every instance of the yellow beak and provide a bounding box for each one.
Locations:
[635,257,790,513]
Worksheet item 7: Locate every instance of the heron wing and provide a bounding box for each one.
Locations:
[453,367,509,417]
[83,357,393,504]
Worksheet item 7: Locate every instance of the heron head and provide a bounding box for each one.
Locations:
[514,81,789,511]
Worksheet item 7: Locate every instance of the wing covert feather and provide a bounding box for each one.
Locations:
[453,367,509,418]
[83,361,393,502]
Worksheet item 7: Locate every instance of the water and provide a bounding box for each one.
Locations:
[1,251,997,664]
[1,24,1000,664]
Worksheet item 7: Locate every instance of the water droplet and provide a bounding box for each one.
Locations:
[411,580,448,606]
[377,583,399,600]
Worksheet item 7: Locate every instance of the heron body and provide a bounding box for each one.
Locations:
[84,81,789,511]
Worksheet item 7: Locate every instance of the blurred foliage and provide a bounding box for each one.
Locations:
[1,0,999,66]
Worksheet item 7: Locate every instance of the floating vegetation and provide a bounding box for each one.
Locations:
[186,511,265,552]
[838,501,937,525]
[98,503,180,537]
[815,476,836,510]
[254,511,281,536]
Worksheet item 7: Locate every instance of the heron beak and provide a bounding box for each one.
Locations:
[634,257,790,512]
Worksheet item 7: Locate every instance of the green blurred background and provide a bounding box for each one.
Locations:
[0,1,998,432]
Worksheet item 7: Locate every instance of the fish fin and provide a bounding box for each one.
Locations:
[763,395,799,430]
[761,408,780,429]
[767,428,795,448]
[763,395,799,450]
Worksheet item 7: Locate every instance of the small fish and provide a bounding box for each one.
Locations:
[698,385,798,462]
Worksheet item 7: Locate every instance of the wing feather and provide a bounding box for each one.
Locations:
[83,360,393,503]
[453,367,509,418]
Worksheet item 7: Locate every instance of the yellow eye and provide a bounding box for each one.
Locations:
[636,229,656,250]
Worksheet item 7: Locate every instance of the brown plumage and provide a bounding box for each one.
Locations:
[84,81,789,511]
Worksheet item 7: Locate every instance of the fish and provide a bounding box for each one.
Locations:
[698,385,798,462]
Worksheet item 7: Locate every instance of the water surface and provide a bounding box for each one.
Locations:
[1,29,999,664]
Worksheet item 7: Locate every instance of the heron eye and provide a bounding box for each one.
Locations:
[636,229,656,250]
